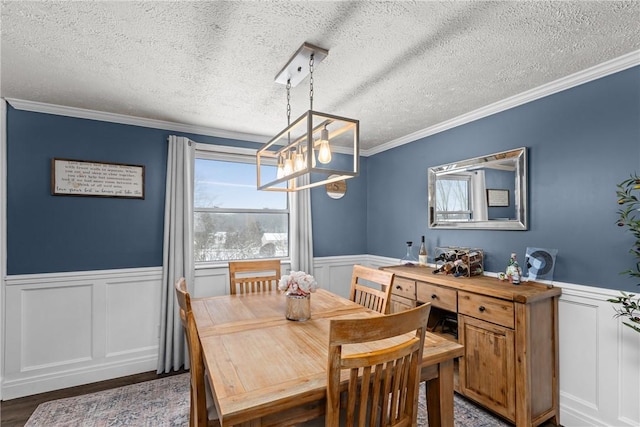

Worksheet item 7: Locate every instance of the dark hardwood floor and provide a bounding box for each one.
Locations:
[1,370,560,427]
[0,370,187,427]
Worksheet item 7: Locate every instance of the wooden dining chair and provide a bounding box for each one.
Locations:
[228,259,281,295]
[174,278,220,427]
[323,303,432,427]
[349,265,395,314]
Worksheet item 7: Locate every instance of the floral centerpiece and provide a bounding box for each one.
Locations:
[279,271,318,321]
[278,271,318,296]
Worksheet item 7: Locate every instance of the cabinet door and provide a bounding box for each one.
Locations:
[389,295,416,313]
[458,314,516,422]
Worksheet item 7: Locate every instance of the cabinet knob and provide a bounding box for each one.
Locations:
[431,294,437,299]
[478,306,486,312]
[396,285,402,290]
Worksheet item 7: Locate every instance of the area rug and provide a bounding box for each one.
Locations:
[26,373,510,426]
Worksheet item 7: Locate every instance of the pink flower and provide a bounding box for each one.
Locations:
[278,271,318,296]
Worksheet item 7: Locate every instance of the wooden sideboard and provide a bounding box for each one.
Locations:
[381,265,561,427]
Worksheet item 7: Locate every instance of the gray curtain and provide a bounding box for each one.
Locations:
[291,175,314,274]
[471,170,488,221]
[157,135,195,373]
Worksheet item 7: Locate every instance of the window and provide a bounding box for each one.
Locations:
[435,174,472,221]
[194,147,289,263]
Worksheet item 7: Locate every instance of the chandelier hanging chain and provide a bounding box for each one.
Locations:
[309,53,314,111]
[286,79,292,147]
[286,79,291,127]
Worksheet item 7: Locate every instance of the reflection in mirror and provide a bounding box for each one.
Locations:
[428,147,527,230]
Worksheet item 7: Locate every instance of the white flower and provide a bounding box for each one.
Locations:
[278,271,318,295]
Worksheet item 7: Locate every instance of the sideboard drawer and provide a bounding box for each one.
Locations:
[417,282,457,312]
[458,291,514,328]
[392,277,416,300]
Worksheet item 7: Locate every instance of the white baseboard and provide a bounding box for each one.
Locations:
[2,355,157,400]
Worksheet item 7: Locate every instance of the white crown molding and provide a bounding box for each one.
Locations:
[3,98,362,155]
[3,98,272,144]
[5,49,639,157]
[363,49,640,157]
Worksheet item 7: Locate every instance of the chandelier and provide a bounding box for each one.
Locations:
[257,42,359,192]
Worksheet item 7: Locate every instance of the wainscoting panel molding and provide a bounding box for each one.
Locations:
[3,267,163,400]
[21,283,94,371]
[558,298,600,409]
[556,283,640,427]
[105,277,162,357]
[2,256,639,427]
[313,255,367,299]
[193,266,230,298]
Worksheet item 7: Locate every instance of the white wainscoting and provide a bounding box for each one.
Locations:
[313,255,367,299]
[2,255,639,427]
[3,267,163,400]
[555,282,640,427]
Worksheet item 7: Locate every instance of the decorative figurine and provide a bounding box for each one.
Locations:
[506,252,522,285]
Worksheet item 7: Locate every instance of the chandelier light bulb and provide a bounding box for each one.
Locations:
[318,126,332,164]
[283,153,294,176]
[276,155,285,179]
[294,147,305,172]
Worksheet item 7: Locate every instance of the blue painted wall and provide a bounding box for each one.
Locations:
[6,108,263,274]
[5,106,362,274]
[311,155,368,257]
[367,66,640,291]
[6,65,639,291]
[7,109,166,274]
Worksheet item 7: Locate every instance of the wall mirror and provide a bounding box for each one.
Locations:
[428,147,528,230]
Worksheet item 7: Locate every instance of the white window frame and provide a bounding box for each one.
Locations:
[194,143,293,268]
[435,173,473,221]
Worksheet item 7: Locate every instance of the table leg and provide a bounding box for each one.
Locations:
[426,360,454,427]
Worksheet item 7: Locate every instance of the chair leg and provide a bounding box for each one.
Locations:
[189,388,196,427]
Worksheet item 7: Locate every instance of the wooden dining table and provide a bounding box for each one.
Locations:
[192,288,464,427]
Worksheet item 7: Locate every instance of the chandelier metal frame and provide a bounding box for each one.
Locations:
[256,42,359,192]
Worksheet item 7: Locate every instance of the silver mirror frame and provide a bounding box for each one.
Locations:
[428,147,528,230]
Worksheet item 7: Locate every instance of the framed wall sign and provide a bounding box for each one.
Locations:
[51,158,145,199]
[486,189,509,207]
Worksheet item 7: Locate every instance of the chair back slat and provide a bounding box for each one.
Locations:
[326,304,431,427]
[349,265,395,314]
[228,259,281,295]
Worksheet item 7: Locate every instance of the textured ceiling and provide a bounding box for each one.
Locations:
[2,1,639,151]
